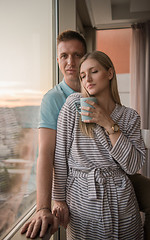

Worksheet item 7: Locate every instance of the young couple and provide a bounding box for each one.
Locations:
[21,30,150,240]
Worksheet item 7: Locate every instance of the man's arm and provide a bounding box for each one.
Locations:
[37,128,56,212]
[21,128,59,238]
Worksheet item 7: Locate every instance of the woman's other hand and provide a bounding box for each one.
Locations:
[52,200,70,229]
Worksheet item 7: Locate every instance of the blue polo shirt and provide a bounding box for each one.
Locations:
[39,79,75,130]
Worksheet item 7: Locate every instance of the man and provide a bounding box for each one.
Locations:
[21,30,87,238]
[21,30,150,239]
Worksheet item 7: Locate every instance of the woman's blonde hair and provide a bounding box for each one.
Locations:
[79,51,121,138]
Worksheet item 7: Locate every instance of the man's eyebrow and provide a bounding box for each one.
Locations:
[60,52,67,55]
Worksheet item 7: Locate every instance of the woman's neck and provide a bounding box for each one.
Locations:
[96,93,115,115]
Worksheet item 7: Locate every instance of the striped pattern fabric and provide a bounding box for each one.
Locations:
[53,93,146,240]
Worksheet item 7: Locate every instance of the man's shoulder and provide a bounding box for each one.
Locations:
[39,83,67,130]
[43,83,65,101]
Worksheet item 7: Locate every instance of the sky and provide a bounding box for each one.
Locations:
[0,0,53,107]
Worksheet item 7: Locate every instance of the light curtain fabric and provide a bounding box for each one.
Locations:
[130,21,150,129]
[130,21,150,177]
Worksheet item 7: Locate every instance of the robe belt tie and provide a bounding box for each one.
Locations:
[69,166,124,200]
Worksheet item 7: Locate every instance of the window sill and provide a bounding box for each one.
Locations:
[2,204,53,240]
[1,204,66,240]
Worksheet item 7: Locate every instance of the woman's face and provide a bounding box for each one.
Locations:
[80,58,113,97]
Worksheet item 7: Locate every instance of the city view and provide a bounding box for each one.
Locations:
[0,0,53,237]
[0,93,41,237]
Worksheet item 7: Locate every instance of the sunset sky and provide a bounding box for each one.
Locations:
[0,0,53,107]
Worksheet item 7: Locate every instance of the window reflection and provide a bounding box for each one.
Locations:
[0,0,54,237]
[0,105,39,235]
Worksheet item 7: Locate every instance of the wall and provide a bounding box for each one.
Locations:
[96,28,132,107]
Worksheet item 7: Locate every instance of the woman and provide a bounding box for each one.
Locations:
[52,51,146,239]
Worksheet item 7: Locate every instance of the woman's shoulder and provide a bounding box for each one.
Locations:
[60,93,82,114]
[66,92,82,105]
[122,105,139,118]
[115,104,140,123]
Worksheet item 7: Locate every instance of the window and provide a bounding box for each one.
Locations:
[0,0,56,237]
[96,28,132,107]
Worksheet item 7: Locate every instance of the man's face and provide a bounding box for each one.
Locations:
[57,39,85,84]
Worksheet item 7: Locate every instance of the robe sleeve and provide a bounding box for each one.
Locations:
[109,110,146,174]
[52,96,76,201]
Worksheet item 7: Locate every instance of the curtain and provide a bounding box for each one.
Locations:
[130,21,150,177]
[130,21,150,128]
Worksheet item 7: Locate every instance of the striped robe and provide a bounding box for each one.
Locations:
[53,93,146,240]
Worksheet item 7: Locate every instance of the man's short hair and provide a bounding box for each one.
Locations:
[57,30,87,54]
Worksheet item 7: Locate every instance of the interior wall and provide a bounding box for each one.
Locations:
[58,0,96,82]
[58,0,76,34]
[58,0,76,82]
[96,29,131,107]
[84,27,96,52]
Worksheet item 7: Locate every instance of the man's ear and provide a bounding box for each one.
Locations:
[57,57,59,64]
[108,68,114,80]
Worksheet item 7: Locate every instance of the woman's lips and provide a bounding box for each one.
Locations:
[87,84,95,89]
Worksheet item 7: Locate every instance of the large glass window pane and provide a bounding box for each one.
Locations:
[0,0,55,237]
